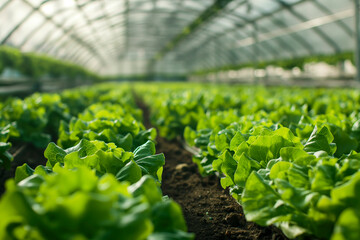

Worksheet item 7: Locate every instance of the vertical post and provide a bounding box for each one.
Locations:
[212,41,218,83]
[252,23,259,84]
[355,0,360,82]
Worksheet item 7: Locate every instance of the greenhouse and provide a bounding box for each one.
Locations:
[0,0,359,239]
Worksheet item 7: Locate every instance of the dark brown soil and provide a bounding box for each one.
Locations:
[157,137,287,240]
[136,98,288,240]
[0,143,46,196]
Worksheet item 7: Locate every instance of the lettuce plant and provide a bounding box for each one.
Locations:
[0,167,193,240]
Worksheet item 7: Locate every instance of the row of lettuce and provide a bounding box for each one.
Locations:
[0,84,193,240]
[192,52,354,76]
[0,46,102,81]
[135,82,360,240]
[0,46,186,84]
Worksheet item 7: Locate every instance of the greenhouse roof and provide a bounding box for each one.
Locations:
[0,0,356,75]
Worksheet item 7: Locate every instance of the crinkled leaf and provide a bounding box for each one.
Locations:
[44,142,67,167]
[230,131,246,151]
[234,153,252,188]
[215,133,229,152]
[15,163,35,183]
[248,135,294,165]
[151,200,188,233]
[132,141,165,181]
[135,154,165,179]
[304,126,336,155]
[128,175,162,205]
[133,140,156,160]
[331,208,360,240]
[280,147,316,166]
[0,142,12,169]
[133,128,157,149]
[269,161,292,180]
[116,160,142,184]
[242,172,284,225]
[214,150,237,188]
[329,124,358,157]
[311,164,337,194]
[330,171,360,208]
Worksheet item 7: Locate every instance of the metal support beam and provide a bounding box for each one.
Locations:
[228,14,298,58]
[0,0,11,13]
[170,0,317,69]
[21,0,105,67]
[146,0,158,75]
[252,23,259,65]
[252,23,259,83]
[148,0,234,68]
[173,25,272,68]
[277,0,341,53]
[74,1,109,63]
[100,0,121,60]
[1,8,35,44]
[313,0,353,37]
[18,18,47,49]
[0,0,50,44]
[19,1,97,49]
[355,0,360,82]
[116,0,130,61]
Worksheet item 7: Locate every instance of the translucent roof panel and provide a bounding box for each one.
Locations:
[163,0,356,73]
[0,0,356,76]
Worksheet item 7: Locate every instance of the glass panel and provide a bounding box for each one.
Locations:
[263,36,301,58]
[295,1,329,20]
[38,28,65,52]
[0,0,33,42]
[0,0,355,75]
[22,21,55,51]
[252,0,279,14]
[318,20,354,52]
[156,1,179,11]
[8,12,43,46]
[27,0,42,5]
[82,1,104,20]
[314,0,351,13]
[183,0,212,11]
[104,1,125,14]
[52,9,77,25]
[298,28,333,54]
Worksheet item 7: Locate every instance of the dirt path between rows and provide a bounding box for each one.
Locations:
[0,144,46,196]
[136,99,287,240]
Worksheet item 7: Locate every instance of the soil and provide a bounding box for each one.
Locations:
[136,98,288,240]
[157,137,288,240]
[0,143,46,196]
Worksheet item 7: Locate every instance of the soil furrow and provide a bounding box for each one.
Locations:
[0,144,46,196]
[136,99,287,240]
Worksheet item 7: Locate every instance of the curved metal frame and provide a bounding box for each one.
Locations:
[0,0,356,76]
[157,0,354,73]
[276,0,341,53]
[33,6,202,65]
[40,15,193,64]
[1,0,106,67]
